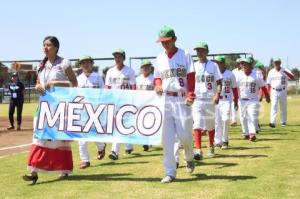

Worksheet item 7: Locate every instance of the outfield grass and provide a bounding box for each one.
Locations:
[0,97,299,199]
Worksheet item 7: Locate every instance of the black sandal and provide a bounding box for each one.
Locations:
[22,174,38,185]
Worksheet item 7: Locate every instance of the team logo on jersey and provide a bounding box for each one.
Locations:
[161,68,187,79]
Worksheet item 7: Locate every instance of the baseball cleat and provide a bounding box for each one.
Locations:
[207,145,215,157]
[230,122,237,127]
[125,149,133,155]
[221,142,229,149]
[97,149,106,160]
[249,134,256,142]
[269,123,275,128]
[142,145,149,151]
[176,162,179,169]
[161,175,175,183]
[281,123,286,127]
[215,143,222,148]
[80,162,90,169]
[186,161,195,173]
[109,151,119,160]
[194,151,203,161]
[243,135,250,140]
[7,126,14,130]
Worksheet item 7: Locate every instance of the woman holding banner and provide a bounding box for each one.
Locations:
[22,36,77,184]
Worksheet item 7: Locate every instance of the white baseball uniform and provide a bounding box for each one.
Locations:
[193,60,222,131]
[231,67,240,124]
[136,73,154,90]
[236,69,265,136]
[215,69,237,145]
[267,68,293,124]
[77,72,106,162]
[154,48,194,178]
[105,65,136,155]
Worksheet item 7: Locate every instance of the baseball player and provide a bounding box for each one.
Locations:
[231,58,241,127]
[267,58,294,128]
[154,26,195,183]
[105,49,136,160]
[136,59,154,151]
[193,42,222,160]
[77,55,106,169]
[214,56,238,149]
[236,58,270,141]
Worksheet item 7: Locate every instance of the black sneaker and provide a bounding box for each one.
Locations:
[176,162,179,169]
[108,151,119,160]
[281,123,286,127]
[125,149,133,155]
[7,126,14,130]
[269,123,275,128]
[194,151,203,161]
[142,145,149,151]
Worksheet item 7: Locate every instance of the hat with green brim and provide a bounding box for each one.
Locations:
[79,55,93,63]
[254,61,264,69]
[273,57,281,62]
[194,42,209,51]
[214,55,225,63]
[140,59,152,68]
[157,26,176,42]
[112,49,126,59]
[240,57,252,64]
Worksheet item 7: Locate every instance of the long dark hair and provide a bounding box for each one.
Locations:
[38,36,60,72]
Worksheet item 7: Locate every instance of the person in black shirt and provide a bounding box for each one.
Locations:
[7,72,25,131]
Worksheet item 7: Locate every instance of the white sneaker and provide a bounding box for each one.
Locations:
[161,176,175,183]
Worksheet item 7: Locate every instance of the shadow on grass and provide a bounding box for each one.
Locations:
[123,152,162,159]
[34,172,256,184]
[93,161,149,167]
[257,138,295,141]
[213,154,268,159]
[193,161,238,169]
[190,173,257,181]
[227,146,271,150]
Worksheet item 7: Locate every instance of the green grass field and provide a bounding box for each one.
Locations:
[0,97,299,199]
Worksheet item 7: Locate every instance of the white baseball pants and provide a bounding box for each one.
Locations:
[79,141,106,162]
[270,89,287,124]
[239,100,260,135]
[215,100,231,144]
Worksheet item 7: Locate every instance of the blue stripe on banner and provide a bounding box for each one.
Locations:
[34,87,165,145]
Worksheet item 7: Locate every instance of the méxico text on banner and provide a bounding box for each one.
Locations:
[34,87,165,145]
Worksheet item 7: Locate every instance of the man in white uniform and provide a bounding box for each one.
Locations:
[267,58,294,128]
[77,55,106,169]
[236,58,270,141]
[105,49,136,160]
[136,59,154,151]
[193,42,222,160]
[154,26,195,183]
[214,56,238,149]
[231,58,241,126]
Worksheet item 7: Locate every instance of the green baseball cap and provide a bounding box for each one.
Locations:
[254,61,264,69]
[157,26,176,42]
[194,42,209,51]
[112,49,126,59]
[240,57,252,64]
[273,57,281,62]
[214,55,225,63]
[236,58,241,63]
[140,59,152,68]
[79,55,93,63]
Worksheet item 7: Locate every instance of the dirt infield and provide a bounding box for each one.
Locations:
[0,116,33,156]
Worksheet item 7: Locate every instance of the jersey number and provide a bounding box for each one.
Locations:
[250,87,256,93]
[179,78,184,87]
[121,84,130,90]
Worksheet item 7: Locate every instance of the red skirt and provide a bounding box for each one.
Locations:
[27,139,73,173]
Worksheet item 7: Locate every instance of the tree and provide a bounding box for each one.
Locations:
[291,68,300,80]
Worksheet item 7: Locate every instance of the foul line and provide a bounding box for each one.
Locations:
[0,143,31,151]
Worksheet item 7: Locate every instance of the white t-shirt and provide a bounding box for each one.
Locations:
[267,68,290,89]
[194,60,222,99]
[220,69,237,101]
[77,72,104,88]
[105,65,136,89]
[154,48,194,93]
[38,57,71,89]
[136,74,154,90]
[236,69,265,100]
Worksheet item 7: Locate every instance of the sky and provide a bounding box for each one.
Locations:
[1,0,300,72]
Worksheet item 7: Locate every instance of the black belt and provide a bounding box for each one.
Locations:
[241,98,250,101]
[272,87,285,91]
[219,95,228,99]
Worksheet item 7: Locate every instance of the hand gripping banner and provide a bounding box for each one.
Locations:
[34,87,165,145]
